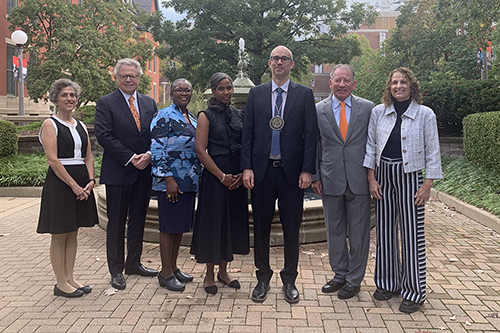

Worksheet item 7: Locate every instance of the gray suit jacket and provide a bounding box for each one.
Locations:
[315,94,374,196]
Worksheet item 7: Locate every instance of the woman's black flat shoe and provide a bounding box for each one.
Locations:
[173,268,193,283]
[54,285,84,298]
[78,285,92,294]
[217,273,241,289]
[204,285,218,295]
[158,274,185,292]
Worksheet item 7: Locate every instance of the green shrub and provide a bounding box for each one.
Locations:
[0,153,47,186]
[0,153,103,187]
[421,79,500,136]
[73,105,95,124]
[462,111,500,175]
[17,120,43,132]
[0,120,18,158]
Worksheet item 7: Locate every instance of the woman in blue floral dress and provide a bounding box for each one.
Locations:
[151,78,201,292]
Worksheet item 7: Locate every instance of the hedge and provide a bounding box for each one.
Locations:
[421,79,500,136]
[463,111,500,175]
[0,120,18,158]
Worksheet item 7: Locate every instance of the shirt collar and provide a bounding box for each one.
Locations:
[119,89,137,102]
[332,94,352,109]
[272,79,290,93]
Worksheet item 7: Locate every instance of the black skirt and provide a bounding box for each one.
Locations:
[190,154,250,264]
[37,165,98,234]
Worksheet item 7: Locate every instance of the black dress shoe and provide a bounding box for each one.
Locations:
[111,273,126,290]
[399,299,424,314]
[125,264,158,277]
[217,273,241,289]
[322,280,346,293]
[251,281,270,303]
[158,273,185,292]
[282,283,300,304]
[373,288,401,301]
[204,285,218,295]
[337,283,361,299]
[54,285,84,298]
[78,285,92,294]
[173,268,193,283]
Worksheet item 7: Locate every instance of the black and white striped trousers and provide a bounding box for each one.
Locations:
[374,157,426,303]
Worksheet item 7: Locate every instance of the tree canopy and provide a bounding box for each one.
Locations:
[8,0,154,107]
[146,0,377,88]
[372,0,500,83]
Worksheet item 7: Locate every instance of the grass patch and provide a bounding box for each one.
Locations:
[0,153,102,187]
[434,157,500,216]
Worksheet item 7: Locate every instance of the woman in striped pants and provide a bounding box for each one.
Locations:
[363,67,442,314]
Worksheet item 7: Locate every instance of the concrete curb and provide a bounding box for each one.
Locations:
[431,188,500,234]
[1,186,498,235]
[0,186,42,197]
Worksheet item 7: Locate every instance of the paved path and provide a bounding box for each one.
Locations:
[0,195,499,333]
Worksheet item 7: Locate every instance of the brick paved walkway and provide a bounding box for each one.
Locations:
[0,196,499,332]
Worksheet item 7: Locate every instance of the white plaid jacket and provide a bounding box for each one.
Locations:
[363,101,443,179]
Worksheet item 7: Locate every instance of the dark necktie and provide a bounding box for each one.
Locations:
[271,88,284,157]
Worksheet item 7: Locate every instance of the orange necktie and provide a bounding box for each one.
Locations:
[128,95,141,131]
[339,101,348,140]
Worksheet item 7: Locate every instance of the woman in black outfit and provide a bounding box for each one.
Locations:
[38,79,98,298]
[191,73,250,295]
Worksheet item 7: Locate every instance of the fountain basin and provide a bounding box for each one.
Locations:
[96,186,374,246]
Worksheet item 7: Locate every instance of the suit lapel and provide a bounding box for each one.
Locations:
[345,95,360,142]
[322,95,340,137]
[136,93,151,132]
[283,81,298,125]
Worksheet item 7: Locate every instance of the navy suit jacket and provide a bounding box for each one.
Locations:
[94,89,158,185]
[241,81,318,186]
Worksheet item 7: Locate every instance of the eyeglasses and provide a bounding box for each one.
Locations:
[117,74,139,81]
[174,88,192,94]
[270,56,292,63]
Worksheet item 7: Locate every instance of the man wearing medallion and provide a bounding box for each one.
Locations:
[241,45,318,304]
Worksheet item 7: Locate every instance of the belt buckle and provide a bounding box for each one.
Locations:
[272,160,282,167]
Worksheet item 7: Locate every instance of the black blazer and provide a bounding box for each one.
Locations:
[241,81,318,186]
[94,89,158,185]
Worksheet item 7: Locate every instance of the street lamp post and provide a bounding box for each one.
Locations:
[160,81,169,104]
[11,30,28,116]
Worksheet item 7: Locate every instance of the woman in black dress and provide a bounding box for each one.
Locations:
[191,73,250,295]
[38,79,98,298]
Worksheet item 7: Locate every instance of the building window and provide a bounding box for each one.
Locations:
[7,0,18,14]
[379,32,386,48]
[314,65,322,74]
[6,45,18,95]
[153,83,157,100]
[154,57,157,73]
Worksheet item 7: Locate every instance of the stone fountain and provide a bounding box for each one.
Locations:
[97,38,373,246]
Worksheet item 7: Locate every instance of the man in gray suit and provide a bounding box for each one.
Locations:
[312,64,374,299]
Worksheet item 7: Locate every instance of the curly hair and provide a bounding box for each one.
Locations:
[48,79,82,103]
[382,67,422,106]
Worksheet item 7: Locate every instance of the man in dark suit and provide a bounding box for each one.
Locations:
[312,64,374,299]
[241,45,318,304]
[95,58,158,290]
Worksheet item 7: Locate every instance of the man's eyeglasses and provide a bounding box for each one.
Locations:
[117,74,139,81]
[174,88,192,94]
[270,56,292,64]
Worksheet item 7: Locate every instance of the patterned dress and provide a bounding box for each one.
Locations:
[151,104,201,233]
